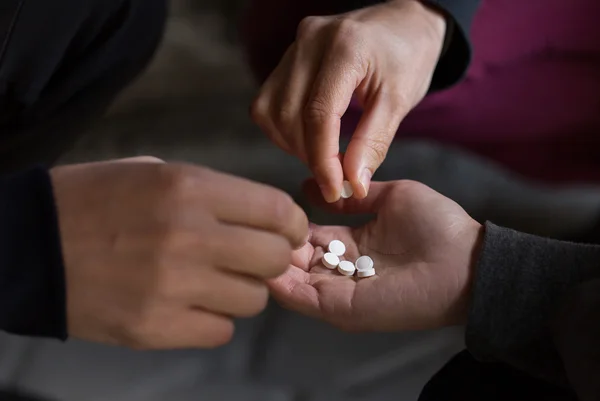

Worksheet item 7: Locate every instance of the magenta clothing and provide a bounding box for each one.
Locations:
[243,0,600,184]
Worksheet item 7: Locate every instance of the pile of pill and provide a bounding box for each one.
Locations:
[322,239,376,278]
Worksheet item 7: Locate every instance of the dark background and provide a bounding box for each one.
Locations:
[1,1,598,400]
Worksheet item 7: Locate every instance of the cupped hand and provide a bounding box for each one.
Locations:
[251,0,446,202]
[269,180,483,332]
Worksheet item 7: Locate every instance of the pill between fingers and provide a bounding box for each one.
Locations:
[341,180,354,199]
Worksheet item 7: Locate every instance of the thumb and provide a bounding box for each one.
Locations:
[302,178,392,214]
[343,92,408,199]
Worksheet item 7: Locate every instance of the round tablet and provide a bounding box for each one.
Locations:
[357,268,376,278]
[337,261,356,276]
[355,256,374,271]
[328,240,346,256]
[341,181,354,199]
[322,253,340,270]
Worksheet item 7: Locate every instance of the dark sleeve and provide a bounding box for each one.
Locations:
[424,0,481,91]
[466,222,600,401]
[355,0,481,90]
[0,167,67,340]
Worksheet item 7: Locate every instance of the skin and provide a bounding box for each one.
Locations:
[51,157,308,349]
[270,179,484,332]
[251,0,446,203]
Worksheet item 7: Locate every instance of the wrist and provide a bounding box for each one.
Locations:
[388,0,447,54]
[451,220,485,326]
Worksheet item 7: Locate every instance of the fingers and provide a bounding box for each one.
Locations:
[343,91,408,199]
[304,43,360,203]
[252,16,364,204]
[267,266,322,319]
[183,168,309,249]
[182,268,270,318]
[213,186,308,250]
[251,45,296,154]
[131,309,235,350]
[211,224,293,279]
[302,178,391,214]
[251,17,329,164]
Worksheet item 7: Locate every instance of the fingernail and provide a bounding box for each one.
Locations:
[319,183,339,203]
[360,168,372,196]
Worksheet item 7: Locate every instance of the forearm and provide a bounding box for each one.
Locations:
[0,167,67,340]
[466,222,600,399]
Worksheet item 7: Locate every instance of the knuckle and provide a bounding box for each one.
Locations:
[335,18,362,37]
[200,321,235,348]
[155,164,196,202]
[250,95,269,125]
[332,19,362,51]
[296,16,324,40]
[303,98,334,124]
[274,106,295,131]
[363,136,391,165]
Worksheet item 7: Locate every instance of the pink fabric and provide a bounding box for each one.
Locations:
[343,0,600,184]
[242,0,600,184]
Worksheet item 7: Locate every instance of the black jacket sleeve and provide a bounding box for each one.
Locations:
[0,167,67,340]
[423,0,481,91]
[465,222,600,401]
[355,0,481,90]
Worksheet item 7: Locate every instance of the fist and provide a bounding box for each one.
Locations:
[51,157,308,349]
[251,0,446,202]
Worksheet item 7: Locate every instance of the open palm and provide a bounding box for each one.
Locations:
[269,180,483,332]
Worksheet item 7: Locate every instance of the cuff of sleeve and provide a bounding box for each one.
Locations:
[0,167,67,340]
[422,0,474,91]
[466,223,600,383]
[349,0,477,90]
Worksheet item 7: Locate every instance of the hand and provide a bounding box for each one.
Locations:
[51,157,308,349]
[269,180,483,332]
[251,0,446,203]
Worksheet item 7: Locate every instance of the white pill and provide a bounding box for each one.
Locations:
[355,256,374,271]
[328,240,346,256]
[337,261,356,276]
[341,180,354,199]
[357,268,376,278]
[322,253,340,270]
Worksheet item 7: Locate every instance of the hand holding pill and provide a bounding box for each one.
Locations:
[51,158,308,349]
[269,179,483,332]
[250,0,446,203]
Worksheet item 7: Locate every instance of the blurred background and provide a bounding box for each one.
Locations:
[1,0,599,400]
